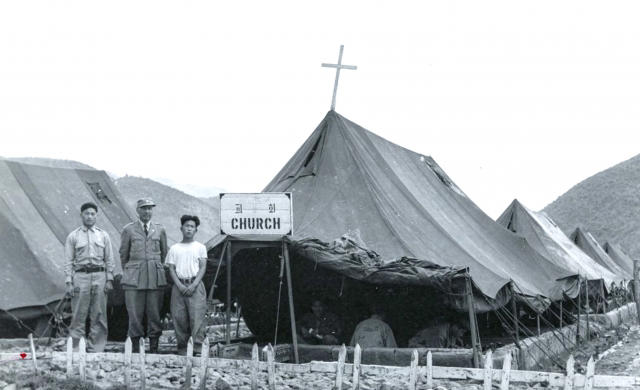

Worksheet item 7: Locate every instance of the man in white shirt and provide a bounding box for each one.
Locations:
[165,215,208,355]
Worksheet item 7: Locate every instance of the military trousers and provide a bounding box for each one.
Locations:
[69,271,108,352]
[124,289,164,340]
[170,282,207,355]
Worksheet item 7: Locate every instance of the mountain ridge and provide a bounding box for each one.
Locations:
[543,153,640,258]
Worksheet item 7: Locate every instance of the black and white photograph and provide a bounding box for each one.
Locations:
[1,1,640,389]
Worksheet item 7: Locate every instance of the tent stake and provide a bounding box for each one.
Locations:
[226,241,232,345]
[283,241,300,364]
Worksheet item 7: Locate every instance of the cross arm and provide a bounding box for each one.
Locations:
[321,63,358,70]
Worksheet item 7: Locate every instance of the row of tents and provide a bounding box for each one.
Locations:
[0,110,635,340]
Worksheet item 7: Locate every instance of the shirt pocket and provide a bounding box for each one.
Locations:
[151,238,162,254]
[131,237,145,257]
[93,239,106,259]
[122,262,141,286]
[75,236,89,259]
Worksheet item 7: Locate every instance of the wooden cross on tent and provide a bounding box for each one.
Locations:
[322,45,357,111]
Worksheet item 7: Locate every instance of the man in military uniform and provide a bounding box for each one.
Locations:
[120,198,168,353]
[64,202,116,352]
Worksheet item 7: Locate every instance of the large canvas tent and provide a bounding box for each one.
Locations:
[497,200,619,286]
[603,242,634,277]
[570,228,627,279]
[207,111,579,343]
[0,159,135,321]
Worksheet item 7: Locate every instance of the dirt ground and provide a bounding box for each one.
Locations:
[587,324,640,378]
[2,325,640,389]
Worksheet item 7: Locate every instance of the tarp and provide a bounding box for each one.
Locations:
[208,111,578,308]
[0,159,136,314]
[570,228,628,280]
[603,242,634,277]
[497,200,620,288]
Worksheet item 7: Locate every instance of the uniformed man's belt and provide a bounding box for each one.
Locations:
[76,266,105,273]
[179,277,196,285]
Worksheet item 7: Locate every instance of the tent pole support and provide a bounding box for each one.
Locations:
[576,278,581,346]
[634,260,640,326]
[536,314,541,336]
[208,241,228,301]
[283,241,299,364]
[559,300,563,329]
[226,241,232,345]
[464,272,482,368]
[511,284,519,346]
[600,280,607,314]
[585,280,590,342]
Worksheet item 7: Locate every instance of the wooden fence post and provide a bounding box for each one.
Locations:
[124,337,132,389]
[483,350,493,390]
[266,344,276,390]
[78,337,86,381]
[408,349,419,390]
[500,351,512,390]
[251,343,259,390]
[66,336,73,379]
[564,354,574,390]
[352,344,361,390]
[426,351,433,389]
[585,356,595,390]
[199,338,210,390]
[140,338,146,390]
[184,337,194,389]
[335,344,346,390]
[27,333,38,374]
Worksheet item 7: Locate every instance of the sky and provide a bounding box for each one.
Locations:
[1,1,639,218]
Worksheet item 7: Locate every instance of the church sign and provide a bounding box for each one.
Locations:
[220,193,292,236]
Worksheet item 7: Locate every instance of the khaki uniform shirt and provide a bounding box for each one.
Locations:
[64,225,116,284]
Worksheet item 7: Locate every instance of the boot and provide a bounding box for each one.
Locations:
[131,337,140,353]
[150,337,159,354]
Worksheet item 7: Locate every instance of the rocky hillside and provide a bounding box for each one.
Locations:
[543,154,640,259]
[114,176,220,244]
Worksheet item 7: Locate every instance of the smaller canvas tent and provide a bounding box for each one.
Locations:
[496,200,620,286]
[604,242,634,277]
[0,159,135,322]
[570,228,627,279]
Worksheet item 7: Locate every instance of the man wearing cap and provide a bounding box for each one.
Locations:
[64,202,116,352]
[120,198,168,353]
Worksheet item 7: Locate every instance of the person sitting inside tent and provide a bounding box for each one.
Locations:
[408,317,467,348]
[297,300,342,345]
[350,304,397,348]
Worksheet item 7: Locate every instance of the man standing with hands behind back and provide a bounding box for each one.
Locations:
[120,198,168,353]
